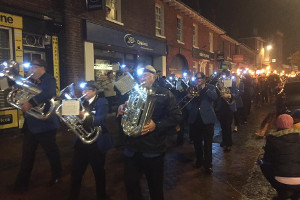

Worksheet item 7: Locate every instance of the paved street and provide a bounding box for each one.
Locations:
[0,104,276,200]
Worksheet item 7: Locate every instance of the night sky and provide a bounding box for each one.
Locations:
[181,0,300,63]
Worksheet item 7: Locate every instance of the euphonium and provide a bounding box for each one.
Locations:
[121,82,164,137]
[55,83,101,144]
[0,60,55,119]
[216,76,235,105]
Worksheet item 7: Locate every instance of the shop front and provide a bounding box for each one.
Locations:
[84,21,167,84]
[192,48,215,76]
[0,10,61,130]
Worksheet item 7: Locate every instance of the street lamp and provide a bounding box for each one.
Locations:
[267,45,272,51]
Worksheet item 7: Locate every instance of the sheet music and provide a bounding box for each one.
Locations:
[114,72,136,95]
[62,100,80,116]
[0,77,9,91]
[223,79,232,88]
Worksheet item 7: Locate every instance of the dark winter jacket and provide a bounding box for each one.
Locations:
[264,128,300,177]
[124,83,182,154]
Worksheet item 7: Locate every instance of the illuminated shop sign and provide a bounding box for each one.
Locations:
[192,48,214,60]
[0,12,23,29]
[94,64,113,70]
[86,21,166,55]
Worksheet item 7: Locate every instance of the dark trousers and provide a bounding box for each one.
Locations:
[189,114,214,169]
[241,95,252,122]
[176,108,188,145]
[260,164,300,199]
[218,111,233,147]
[124,153,164,200]
[69,140,106,200]
[234,108,242,126]
[14,129,62,188]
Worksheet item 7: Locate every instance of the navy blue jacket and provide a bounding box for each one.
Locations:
[187,84,218,125]
[24,73,60,134]
[74,96,113,152]
[235,81,244,109]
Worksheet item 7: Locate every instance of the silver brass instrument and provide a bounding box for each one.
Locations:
[216,76,235,105]
[176,85,200,110]
[0,60,55,119]
[121,82,164,137]
[55,83,101,144]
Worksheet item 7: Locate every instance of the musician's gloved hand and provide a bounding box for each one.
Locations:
[141,120,156,135]
[116,103,127,117]
[21,101,32,112]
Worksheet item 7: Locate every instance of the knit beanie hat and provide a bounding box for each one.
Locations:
[276,114,294,130]
[291,109,300,124]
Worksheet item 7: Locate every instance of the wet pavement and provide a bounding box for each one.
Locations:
[0,104,276,200]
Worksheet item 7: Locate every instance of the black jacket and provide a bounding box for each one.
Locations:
[125,83,182,154]
[264,128,300,177]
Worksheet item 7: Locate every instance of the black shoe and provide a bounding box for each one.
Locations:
[204,167,213,174]
[48,178,61,186]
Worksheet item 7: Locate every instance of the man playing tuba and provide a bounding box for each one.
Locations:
[117,65,182,200]
[13,59,62,193]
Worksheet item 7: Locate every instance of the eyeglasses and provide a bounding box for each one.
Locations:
[196,77,203,80]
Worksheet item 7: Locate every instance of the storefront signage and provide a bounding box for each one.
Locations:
[86,0,103,11]
[86,21,166,55]
[0,114,12,125]
[52,36,61,95]
[94,64,113,70]
[14,29,24,76]
[217,53,224,61]
[0,12,23,29]
[192,48,214,60]
[0,109,18,129]
[233,54,244,63]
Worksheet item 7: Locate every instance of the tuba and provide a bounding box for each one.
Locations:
[55,83,101,144]
[121,82,164,137]
[0,60,55,119]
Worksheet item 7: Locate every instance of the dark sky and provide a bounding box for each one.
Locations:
[181,0,300,63]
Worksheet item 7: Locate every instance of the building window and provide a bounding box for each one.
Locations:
[177,16,183,42]
[209,64,213,75]
[200,62,206,75]
[155,4,164,37]
[193,24,198,47]
[0,27,12,62]
[228,44,231,58]
[209,32,213,52]
[106,0,122,23]
[193,61,198,74]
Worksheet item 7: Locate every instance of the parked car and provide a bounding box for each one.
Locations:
[276,80,300,115]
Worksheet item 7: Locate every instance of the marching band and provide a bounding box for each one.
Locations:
[0,60,270,200]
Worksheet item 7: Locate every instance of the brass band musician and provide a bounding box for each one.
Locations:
[117,65,181,200]
[186,72,218,173]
